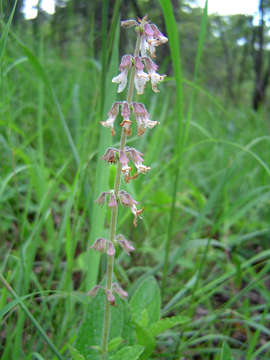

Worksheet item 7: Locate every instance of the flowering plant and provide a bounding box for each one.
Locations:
[76,16,187,360]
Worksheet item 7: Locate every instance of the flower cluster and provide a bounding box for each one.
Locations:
[88,282,128,306]
[100,101,158,137]
[102,146,150,182]
[95,189,144,226]
[91,234,135,256]
[90,16,167,315]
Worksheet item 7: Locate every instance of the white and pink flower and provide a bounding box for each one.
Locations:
[112,54,132,93]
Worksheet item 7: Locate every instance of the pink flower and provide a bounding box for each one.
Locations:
[118,190,138,207]
[119,150,131,178]
[130,204,144,227]
[112,282,128,298]
[134,57,149,95]
[120,101,132,136]
[106,289,116,306]
[143,57,166,93]
[132,102,158,136]
[102,147,118,163]
[95,191,110,206]
[95,190,117,208]
[118,190,143,227]
[88,285,101,298]
[100,102,120,136]
[116,234,135,254]
[108,191,117,208]
[140,23,168,58]
[112,55,132,93]
[107,241,115,256]
[91,237,107,253]
[150,24,168,45]
[125,146,151,174]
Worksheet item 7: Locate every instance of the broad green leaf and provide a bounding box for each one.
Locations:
[220,342,233,360]
[108,337,123,352]
[134,323,155,360]
[110,345,144,360]
[149,315,189,337]
[75,290,133,360]
[69,345,86,360]
[130,276,161,325]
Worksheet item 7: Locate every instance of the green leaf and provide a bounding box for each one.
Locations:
[108,337,123,352]
[134,323,155,360]
[130,276,161,325]
[220,342,233,360]
[110,345,144,360]
[75,290,133,360]
[0,0,18,64]
[149,315,189,337]
[69,345,86,360]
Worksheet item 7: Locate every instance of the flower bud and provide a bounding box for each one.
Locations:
[91,237,107,253]
[102,147,118,163]
[107,241,116,256]
[116,234,135,254]
[121,19,138,28]
[108,191,117,208]
[112,283,128,298]
[100,102,120,136]
[88,285,101,298]
[95,191,109,206]
[106,289,116,306]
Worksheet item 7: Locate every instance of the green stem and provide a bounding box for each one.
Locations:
[101,30,141,360]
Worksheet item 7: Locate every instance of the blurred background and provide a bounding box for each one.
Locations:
[1,0,270,359]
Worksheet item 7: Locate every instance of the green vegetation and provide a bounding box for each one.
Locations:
[1,0,270,359]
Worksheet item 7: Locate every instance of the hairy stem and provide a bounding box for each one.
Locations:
[101,31,141,360]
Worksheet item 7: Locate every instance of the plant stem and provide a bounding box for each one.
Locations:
[101,31,141,360]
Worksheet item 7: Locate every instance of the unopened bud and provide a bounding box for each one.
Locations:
[91,237,107,253]
[107,241,115,256]
[88,285,101,298]
[113,283,128,298]
[106,289,116,306]
[121,19,138,28]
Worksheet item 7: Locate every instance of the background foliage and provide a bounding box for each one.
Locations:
[1,0,270,359]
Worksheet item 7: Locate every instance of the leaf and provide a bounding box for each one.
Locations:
[69,345,86,360]
[134,323,155,360]
[220,342,233,360]
[130,276,161,325]
[75,290,133,360]
[110,345,144,360]
[149,315,189,337]
[108,337,123,352]
[0,0,18,64]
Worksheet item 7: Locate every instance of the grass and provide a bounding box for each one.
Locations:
[1,1,270,359]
